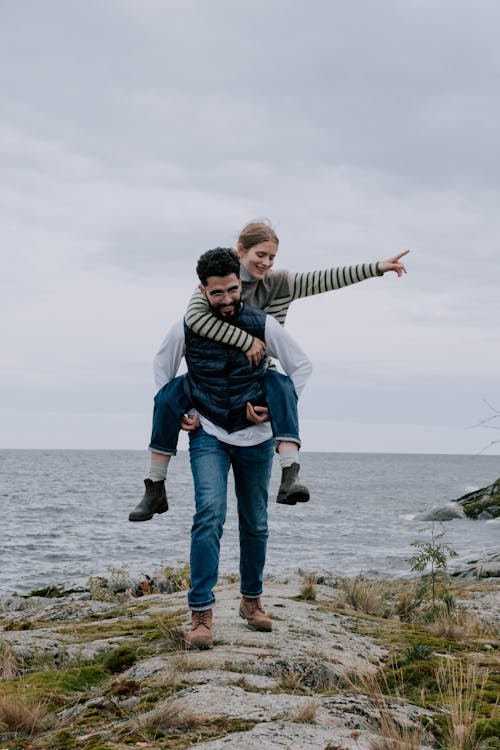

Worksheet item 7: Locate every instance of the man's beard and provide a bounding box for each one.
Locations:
[210,298,242,321]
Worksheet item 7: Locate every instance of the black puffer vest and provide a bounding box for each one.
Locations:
[184,304,267,433]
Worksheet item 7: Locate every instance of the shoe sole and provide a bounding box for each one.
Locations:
[276,489,310,505]
[128,504,169,522]
[185,641,213,650]
[239,609,273,632]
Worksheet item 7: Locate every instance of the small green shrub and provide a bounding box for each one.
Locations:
[102,644,137,674]
[160,563,191,592]
[409,523,458,608]
[404,644,435,663]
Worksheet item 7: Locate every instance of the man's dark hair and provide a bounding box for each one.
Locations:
[196,247,241,286]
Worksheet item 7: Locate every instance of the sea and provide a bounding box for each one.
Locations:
[0,450,498,595]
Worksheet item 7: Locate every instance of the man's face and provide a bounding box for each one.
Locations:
[199,272,242,319]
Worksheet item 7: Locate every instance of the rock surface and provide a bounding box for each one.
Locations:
[452,550,500,580]
[0,573,498,749]
[455,477,500,519]
[415,476,500,524]
[415,503,466,521]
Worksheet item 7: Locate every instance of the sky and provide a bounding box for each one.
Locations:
[1,0,499,455]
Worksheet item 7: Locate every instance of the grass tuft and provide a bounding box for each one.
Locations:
[403,643,434,664]
[370,719,425,750]
[272,659,341,694]
[143,612,187,651]
[341,577,389,617]
[0,694,49,735]
[426,610,465,639]
[102,644,138,673]
[288,700,319,723]
[155,562,191,593]
[174,652,216,672]
[435,658,492,750]
[298,572,318,601]
[348,671,426,750]
[278,671,306,693]
[135,696,208,731]
[0,641,23,680]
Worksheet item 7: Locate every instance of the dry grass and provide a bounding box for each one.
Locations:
[278,671,306,693]
[353,651,497,750]
[0,694,49,735]
[299,573,318,601]
[426,611,466,639]
[230,675,252,690]
[131,651,215,690]
[172,652,216,673]
[275,660,341,694]
[463,615,499,640]
[425,604,497,641]
[155,563,191,593]
[341,577,388,617]
[0,641,22,680]
[393,589,424,623]
[288,700,319,723]
[370,718,425,750]
[135,696,208,731]
[435,658,490,750]
[145,615,187,651]
[346,670,426,750]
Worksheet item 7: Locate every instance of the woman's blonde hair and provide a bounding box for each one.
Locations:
[237,221,279,251]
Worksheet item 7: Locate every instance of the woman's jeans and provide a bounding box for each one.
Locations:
[149,370,300,455]
[187,428,274,610]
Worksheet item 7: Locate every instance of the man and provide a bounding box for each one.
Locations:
[154,248,312,649]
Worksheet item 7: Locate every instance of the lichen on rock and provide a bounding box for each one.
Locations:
[456,477,500,520]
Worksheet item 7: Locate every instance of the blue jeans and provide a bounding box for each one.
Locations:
[187,428,274,610]
[149,370,300,455]
[149,375,192,455]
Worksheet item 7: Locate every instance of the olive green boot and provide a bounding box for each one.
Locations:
[276,463,310,505]
[128,479,168,522]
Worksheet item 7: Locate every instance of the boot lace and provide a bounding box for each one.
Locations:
[192,610,211,630]
[244,597,265,614]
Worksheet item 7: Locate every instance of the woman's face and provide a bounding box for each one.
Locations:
[237,240,278,280]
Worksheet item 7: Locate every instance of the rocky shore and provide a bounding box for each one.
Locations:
[416,476,500,522]
[456,478,500,520]
[0,569,499,749]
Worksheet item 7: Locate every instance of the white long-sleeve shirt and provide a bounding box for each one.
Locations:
[153,308,312,446]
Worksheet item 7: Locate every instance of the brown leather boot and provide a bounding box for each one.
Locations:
[185,609,213,650]
[128,479,168,522]
[239,596,272,632]
[276,463,310,505]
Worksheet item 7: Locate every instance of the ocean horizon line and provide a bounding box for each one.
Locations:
[2,446,500,458]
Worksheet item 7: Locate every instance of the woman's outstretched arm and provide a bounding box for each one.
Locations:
[266,253,409,324]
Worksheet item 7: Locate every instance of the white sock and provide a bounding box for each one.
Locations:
[148,455,170,482]
[278,448,299,469]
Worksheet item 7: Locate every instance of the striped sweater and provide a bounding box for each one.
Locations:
[185,262,382,353]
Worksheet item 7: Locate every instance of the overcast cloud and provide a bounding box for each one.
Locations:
[1,0,499,454]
